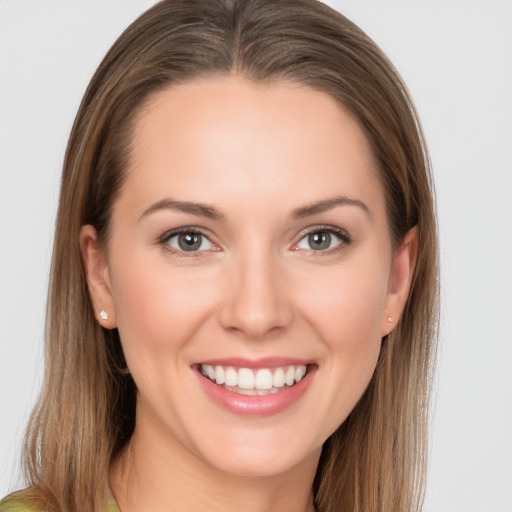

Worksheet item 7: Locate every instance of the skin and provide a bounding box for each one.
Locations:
[81,75,416,512]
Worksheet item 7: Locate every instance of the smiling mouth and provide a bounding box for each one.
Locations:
[198,364,309,396]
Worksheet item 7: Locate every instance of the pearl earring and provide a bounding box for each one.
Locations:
[99,308,108,321]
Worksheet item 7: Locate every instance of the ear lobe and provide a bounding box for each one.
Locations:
[381,226,418,336]
[79,225,116,328]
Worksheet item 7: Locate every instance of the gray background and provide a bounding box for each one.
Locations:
[1,1,511,510]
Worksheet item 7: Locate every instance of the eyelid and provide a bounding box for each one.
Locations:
[290,225,351,252]
[158,226,220,255]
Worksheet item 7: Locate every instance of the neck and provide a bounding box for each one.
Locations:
[110,417,319,512]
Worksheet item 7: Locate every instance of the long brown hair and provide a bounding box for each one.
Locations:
[21,1,439,511]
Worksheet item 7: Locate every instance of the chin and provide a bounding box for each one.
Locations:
[188,425,323,479]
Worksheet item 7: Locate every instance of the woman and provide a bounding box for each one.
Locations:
[1,0,438,511]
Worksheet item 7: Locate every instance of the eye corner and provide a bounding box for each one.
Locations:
[291,226,352,254]
[158,227,220,256]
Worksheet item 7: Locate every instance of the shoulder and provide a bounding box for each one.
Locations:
[0,492,40,512]
[0,490,119,512]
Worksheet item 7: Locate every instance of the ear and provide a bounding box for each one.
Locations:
[381,226,418,337]
[79,225,116,328]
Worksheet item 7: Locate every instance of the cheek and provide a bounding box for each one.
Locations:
[295,256,389,428]
[315,278,384,379]
[108,253,217,372]
[299,254,389,346]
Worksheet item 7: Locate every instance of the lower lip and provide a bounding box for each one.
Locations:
[195,366,316,417]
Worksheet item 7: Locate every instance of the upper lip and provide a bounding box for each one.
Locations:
[194,357,315,369]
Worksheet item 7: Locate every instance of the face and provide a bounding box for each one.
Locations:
[82,75,414,479]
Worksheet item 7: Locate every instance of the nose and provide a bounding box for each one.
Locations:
[217,251,293,339]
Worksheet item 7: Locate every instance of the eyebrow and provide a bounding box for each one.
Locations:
[138,199,223,221]
[138,195,370,222]
[291,196,371,219]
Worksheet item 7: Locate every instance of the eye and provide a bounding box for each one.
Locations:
[293,228,350,252]
[162,229,215,253]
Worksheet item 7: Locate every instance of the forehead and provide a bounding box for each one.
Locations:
[121,74,385,219]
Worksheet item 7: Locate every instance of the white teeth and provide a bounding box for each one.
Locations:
[237,388,258,396]
[285,367,295,386]
[238,368,255,389]
[255,369,273,390]
[225,367,237,387]
[200,364,309,393]
[215,365,225,385]
[272,368,285,388]
[295,365,307,382]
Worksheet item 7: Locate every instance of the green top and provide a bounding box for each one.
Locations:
[0,492,120,512]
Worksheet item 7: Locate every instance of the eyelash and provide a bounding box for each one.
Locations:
[159,227,218,257]
[292,226,351,254]
[158,225,351,257]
